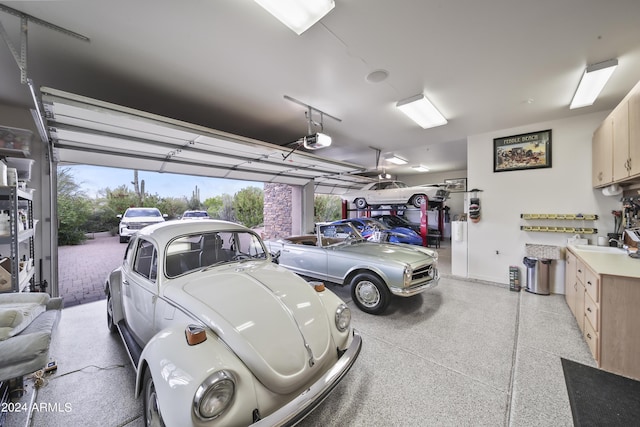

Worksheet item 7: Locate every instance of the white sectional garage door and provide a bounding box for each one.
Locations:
[40,87,371,194]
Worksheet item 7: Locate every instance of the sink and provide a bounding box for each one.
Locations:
[572,244,627,254]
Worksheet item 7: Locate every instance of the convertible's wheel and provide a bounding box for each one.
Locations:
[106,290,116,333]
[143,369,166,427]
[350,273,390,315]
[411,194,426,208]
[354,198,368,209]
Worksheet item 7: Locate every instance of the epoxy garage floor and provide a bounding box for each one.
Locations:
[6,272,594,427]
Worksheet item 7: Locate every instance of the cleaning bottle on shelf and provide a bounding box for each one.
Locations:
[0,211,8,235]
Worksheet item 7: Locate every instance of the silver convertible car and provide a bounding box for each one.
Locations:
[265,222,440,314]
[105,220,361,426]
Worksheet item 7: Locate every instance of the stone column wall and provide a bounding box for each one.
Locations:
[263,183,292,239]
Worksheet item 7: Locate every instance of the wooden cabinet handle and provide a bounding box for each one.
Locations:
[587,307,592,312]
[587,281,592,286]
[578,269,582,273]
[587,333,592,339]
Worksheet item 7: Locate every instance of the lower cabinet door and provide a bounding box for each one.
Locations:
[583,318,599,361]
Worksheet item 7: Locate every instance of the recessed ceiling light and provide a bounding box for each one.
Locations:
[411,165,430,172]
[366,69,389,83]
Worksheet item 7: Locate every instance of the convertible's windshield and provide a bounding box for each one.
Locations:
[165,230,267,277]
[318,223,365,246]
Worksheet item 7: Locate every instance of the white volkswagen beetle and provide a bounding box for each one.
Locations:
[105,220,361,426]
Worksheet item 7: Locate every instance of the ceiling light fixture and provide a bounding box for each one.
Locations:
[412,165,430,172]
[569,59,618,109]
[253,0,335,35]
[396,93,448,129]
[384,153,408,165]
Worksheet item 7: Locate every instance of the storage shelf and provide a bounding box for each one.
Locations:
[520,213,598,220]
[520,226,598,234]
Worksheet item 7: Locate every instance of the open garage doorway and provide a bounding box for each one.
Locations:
[55,163,265,307]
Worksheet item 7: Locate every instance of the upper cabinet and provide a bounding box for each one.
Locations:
[593,80,640,188]
[628,88,640,177]
[592,118,613,187]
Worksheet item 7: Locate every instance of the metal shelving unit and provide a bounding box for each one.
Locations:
[0,187,35,292]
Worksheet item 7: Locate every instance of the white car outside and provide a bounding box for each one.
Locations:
[117,207,166,243]
[105,220,361,426]
[181,210,211,219]
[341,180,450,209]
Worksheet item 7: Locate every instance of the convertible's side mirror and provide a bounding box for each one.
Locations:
[271,251,281,264]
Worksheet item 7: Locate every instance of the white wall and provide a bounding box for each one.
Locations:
[466,111,621,289]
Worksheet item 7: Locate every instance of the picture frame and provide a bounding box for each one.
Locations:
[444,178,467,192]
[493,129,552,172]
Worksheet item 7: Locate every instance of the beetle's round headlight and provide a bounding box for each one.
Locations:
[193,371,236,421]
[335,304,351,332]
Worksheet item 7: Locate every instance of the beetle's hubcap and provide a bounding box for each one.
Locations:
[146,381,164,427]
[356,281,380,307]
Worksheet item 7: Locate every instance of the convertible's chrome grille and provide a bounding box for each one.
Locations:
[412,264,434,281]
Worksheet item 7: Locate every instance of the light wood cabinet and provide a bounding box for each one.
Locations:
[592,118,613,187]
[565,248,640,380]
[593,79,640,187]
[628,88,640,177]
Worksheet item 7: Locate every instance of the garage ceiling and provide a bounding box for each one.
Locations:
[41,87,370,194]
[2,1,640,178]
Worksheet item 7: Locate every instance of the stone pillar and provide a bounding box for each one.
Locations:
[263,183,292,239]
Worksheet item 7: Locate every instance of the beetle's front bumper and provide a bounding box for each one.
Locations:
[252,329,362,427]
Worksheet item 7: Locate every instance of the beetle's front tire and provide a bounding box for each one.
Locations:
[106,290,117,333]
[143,368,166,427]
[350,273,390,315]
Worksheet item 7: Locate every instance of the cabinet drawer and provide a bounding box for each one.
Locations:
[583,318,599,361]
[584,268,600,303]
[584,292,599,332]
[576,259,586,284]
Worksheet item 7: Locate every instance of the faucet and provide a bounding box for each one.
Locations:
[609,238,629,252]
[609,238,623,247]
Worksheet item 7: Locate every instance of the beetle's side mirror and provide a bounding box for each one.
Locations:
[271,251,281,264]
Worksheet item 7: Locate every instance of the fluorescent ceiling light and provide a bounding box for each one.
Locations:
[384,153,407,165]
[396,94,448,129]
[254,0,335,35]
[302,132,331,149]
[570,59,618,109]
[412,165,430,172]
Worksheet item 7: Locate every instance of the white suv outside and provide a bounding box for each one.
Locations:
[117,207,166,243]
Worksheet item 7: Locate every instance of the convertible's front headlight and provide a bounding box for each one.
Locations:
[335,304,351,332]
[193,371,236,421]
[404,265,413,286]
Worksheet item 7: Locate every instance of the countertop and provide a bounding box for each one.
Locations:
[567,245,640,279]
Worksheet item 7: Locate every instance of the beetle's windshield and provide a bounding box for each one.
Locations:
[165,230,268,277]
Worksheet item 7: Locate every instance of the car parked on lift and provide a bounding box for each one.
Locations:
[265,222,440,315]
[105,220,361,426]
[331,217,423,246]
[117,207,167,243]
[340,180,450,209]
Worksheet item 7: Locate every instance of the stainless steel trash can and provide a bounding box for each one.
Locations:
[523,257,551,295]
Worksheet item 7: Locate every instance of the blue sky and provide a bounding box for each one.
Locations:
[62,164,263,201]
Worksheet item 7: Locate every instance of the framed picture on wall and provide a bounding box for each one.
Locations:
[444,178,467,192]
[493,129,552,172]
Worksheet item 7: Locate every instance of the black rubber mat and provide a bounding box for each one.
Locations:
[561,358,640,426]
